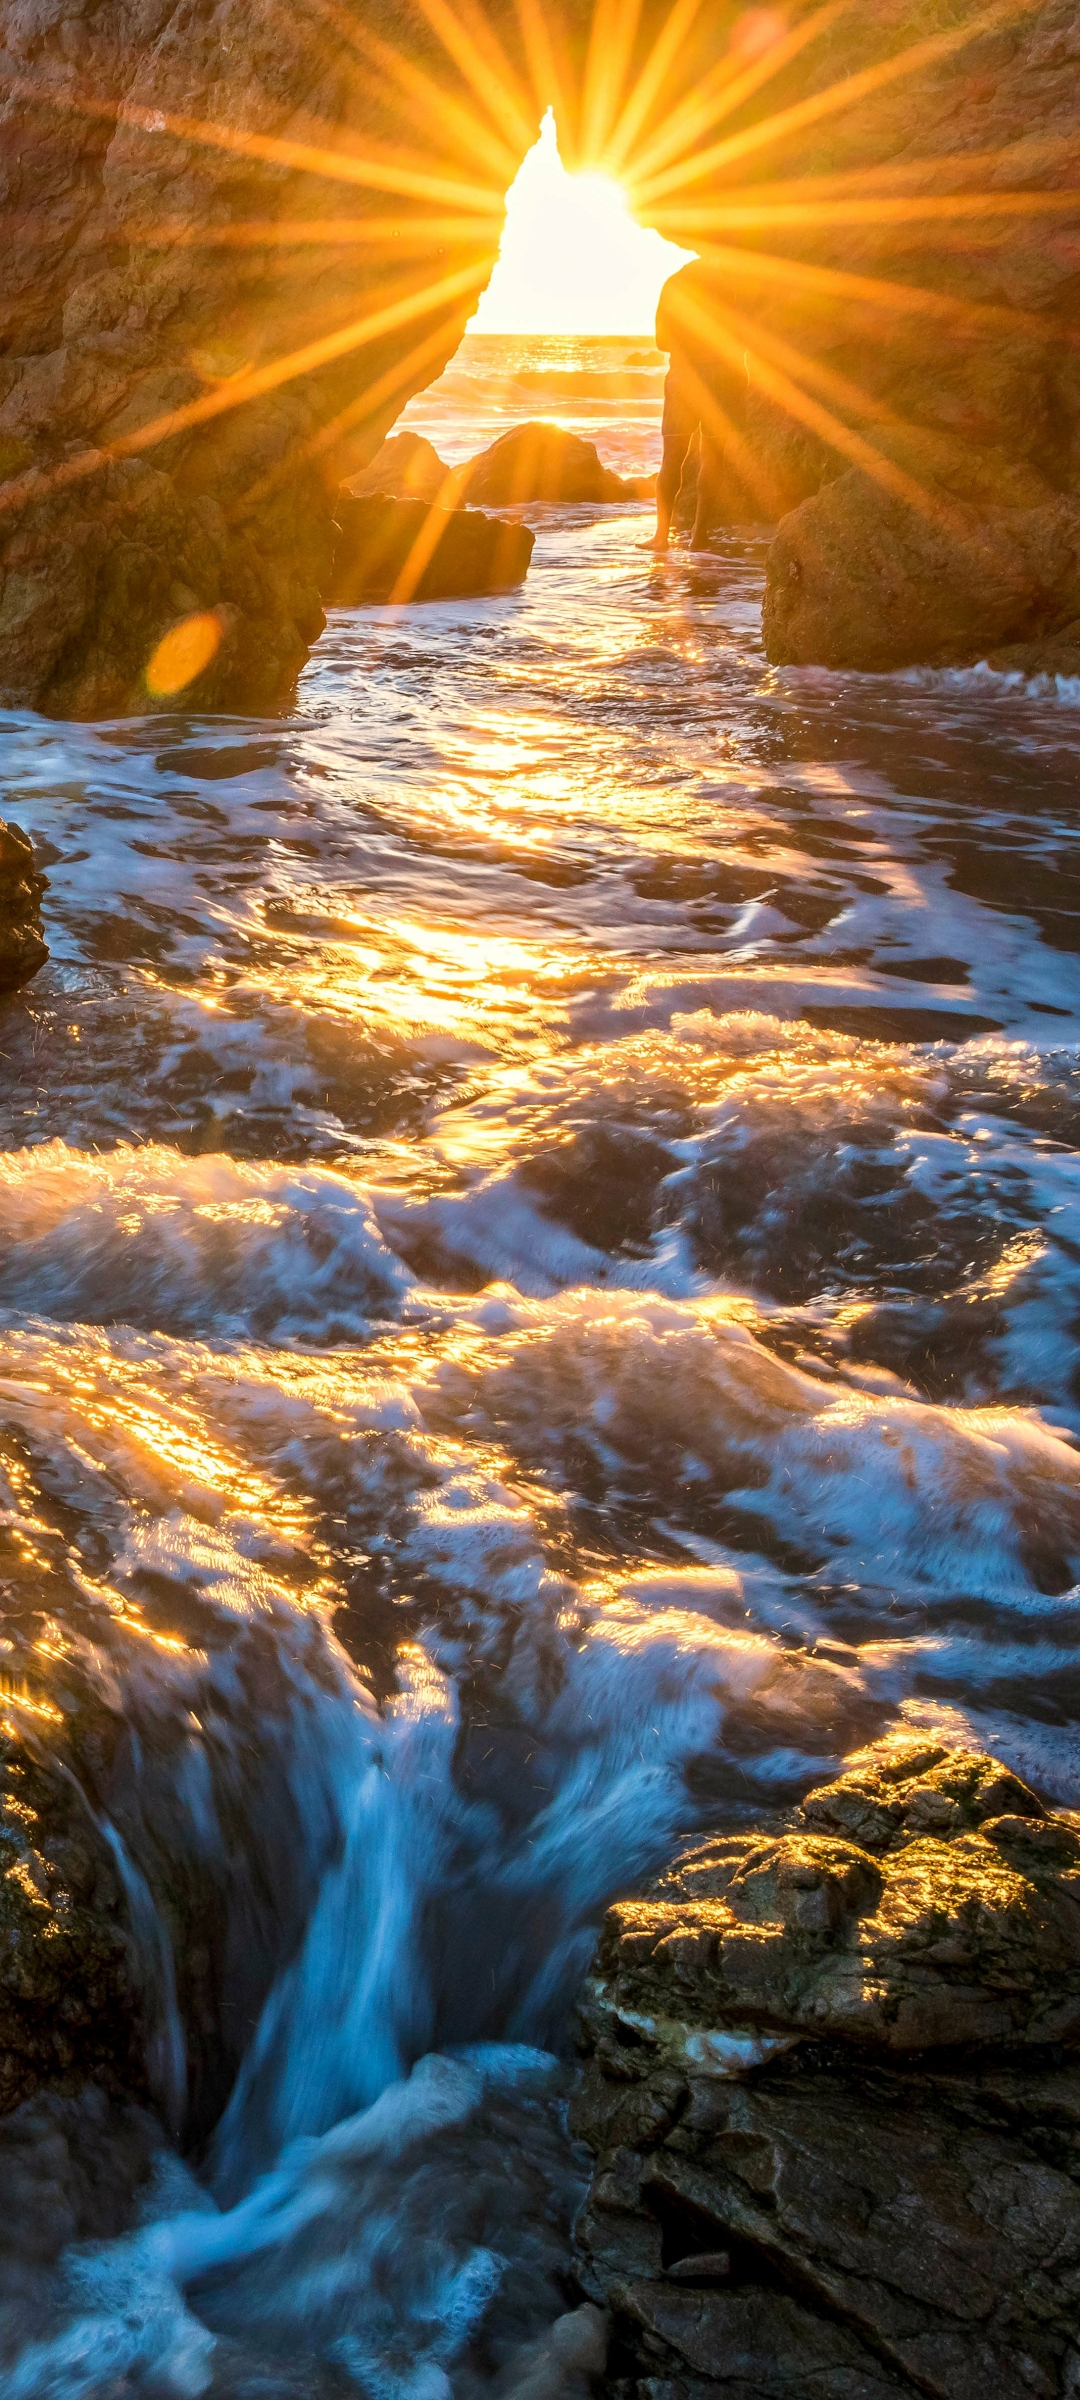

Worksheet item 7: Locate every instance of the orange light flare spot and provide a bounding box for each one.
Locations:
[730,8,790,61]
[145,609,224,698]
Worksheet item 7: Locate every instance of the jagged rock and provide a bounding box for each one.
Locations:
[327,491,534,604]
[456,423,651,507]
[571,1735,1080,2400]
[0,1727,144,2115]
[351,432,452,503]
[0,819,47,991]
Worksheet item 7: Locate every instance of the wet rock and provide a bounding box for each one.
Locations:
[571,1736,1080,2399]
[0,1727,144,2114]
[0,820,47,990]
[351,432,453,504]
[457,423,651,507]
[982,618,1080,679]
[327,492,534,604]
[761,444,1080,673]
[0,2085,159,2361]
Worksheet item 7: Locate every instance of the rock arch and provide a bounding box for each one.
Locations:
[0,0,1076,710]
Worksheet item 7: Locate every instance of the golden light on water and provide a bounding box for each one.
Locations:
[472,110,692,334]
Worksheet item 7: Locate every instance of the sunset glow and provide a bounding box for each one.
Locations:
[473,110,692,335]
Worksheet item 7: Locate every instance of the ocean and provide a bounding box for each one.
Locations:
[1,329,1080,2394]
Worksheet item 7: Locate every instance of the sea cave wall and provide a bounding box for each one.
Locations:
[638,0,1080,670]
[0,0,553,714]
[0,0,1077,711]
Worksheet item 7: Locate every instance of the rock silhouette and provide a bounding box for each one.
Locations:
[328,492,533,603]
[572,1733,1080,2399]
[0,0,549,715]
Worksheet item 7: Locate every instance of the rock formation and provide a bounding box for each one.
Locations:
[0,820,47,989]
[0,1724,144,2115]
[645,0,1080,669]
[455,422,653,506]
[352,431,452,503]
[3,0,1077,701]
[328,489,533,601]
[0,0,550,714]
[571,1733,1080,2400]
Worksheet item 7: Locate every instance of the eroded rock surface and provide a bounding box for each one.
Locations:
[571,1734,1080,2400]
[0,0,545,714]
[0,820,47,990]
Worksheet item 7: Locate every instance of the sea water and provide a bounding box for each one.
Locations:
[1,332,1079,2394]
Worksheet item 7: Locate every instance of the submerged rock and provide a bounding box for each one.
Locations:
[571,1734,1080,2399]
[0,820,47,991]
[457,423,652,507]
[983,619,1080,680]
[0,2086,160,2361]
[328,492,534,604]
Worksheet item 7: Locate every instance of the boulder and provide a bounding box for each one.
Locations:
[456,423,652,507]
[327,491,534,605]
[350,432,453,503]
[571,1734,1080,2400]
[762,446,1080,673]
[0,820,47,991]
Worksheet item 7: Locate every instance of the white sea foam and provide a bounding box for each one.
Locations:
[3,339,1080,2397]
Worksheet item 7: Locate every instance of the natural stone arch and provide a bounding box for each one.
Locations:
[0,0,1077,711]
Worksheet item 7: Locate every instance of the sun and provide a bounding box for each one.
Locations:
[472,110,694,338]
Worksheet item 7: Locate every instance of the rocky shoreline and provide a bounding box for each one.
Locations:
[570,1733,1080,2400]
[2,1725,1079,2391]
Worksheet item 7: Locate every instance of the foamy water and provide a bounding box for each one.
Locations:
[2,334,1080,2394]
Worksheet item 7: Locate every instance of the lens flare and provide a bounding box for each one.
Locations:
[145,611,224,697]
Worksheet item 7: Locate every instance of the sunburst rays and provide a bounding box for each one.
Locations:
[3,0,1075,564]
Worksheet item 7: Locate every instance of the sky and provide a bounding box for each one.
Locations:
[472,111,694,336]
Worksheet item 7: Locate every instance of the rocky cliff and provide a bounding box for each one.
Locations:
[571,1734,1080,2400]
